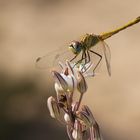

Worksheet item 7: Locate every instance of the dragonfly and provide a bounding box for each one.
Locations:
[36,16,140,76]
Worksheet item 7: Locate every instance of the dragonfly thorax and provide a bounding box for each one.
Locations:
[69,34,101,55]
[81,34,101,50]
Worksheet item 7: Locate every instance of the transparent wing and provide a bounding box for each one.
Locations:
[101,41,111,76]
[88,41,103,73]
[36,48,67,69]
[89,40,111,76]
[36,46,81,71]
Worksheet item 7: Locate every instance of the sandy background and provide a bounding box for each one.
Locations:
[0,0,140,140]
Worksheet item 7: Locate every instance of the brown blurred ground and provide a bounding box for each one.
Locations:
[0,0,140,140]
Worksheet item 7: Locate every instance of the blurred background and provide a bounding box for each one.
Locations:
[0,0,140,140]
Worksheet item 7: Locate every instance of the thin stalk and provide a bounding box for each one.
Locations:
[76,93,84,111]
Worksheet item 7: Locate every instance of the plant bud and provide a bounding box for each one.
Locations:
[77,71,87,94]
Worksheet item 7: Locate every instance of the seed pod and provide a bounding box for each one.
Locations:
[77,71,88,94]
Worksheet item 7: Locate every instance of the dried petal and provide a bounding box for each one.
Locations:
[90,124,102,140]
[81,105,96,124]
[82,129,90,140]
[54,76,75,109]
[67,125,74,140]
[72,102,79,112]
[76,111,93,128]
[94,123,101,140]
[72,120,82,140]
[64,113,71,123]
[55,83,67,105]
[52,71,69,92]
[47,96,60,119]
[81,106,102,140]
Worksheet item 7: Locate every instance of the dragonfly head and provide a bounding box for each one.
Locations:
[69,41,82,55]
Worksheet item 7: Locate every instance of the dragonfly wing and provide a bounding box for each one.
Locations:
[101,41,111,76]
[88,41,103,74]
[36,46,77,70]
[89,40,111,76]
[36,48,67,69]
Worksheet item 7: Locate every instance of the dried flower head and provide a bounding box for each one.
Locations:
[47,61,102,140]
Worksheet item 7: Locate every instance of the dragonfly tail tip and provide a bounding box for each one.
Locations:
[36,57,41,62]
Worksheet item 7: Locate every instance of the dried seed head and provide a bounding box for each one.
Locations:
[48,61,101,140]
[47,96,60,119]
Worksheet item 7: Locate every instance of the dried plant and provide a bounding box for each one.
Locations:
[47,61,102,140]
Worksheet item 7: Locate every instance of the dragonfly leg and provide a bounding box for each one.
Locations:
[80,51,90,72]
[89,50,102,73]
[84,51,87,64]
[86,50,91,63]
[73,51,86,67]
[81,50,90,70]
[70,54,78,62]
[82,50,90,65]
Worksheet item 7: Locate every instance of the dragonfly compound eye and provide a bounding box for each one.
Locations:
[69,41,82,54]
